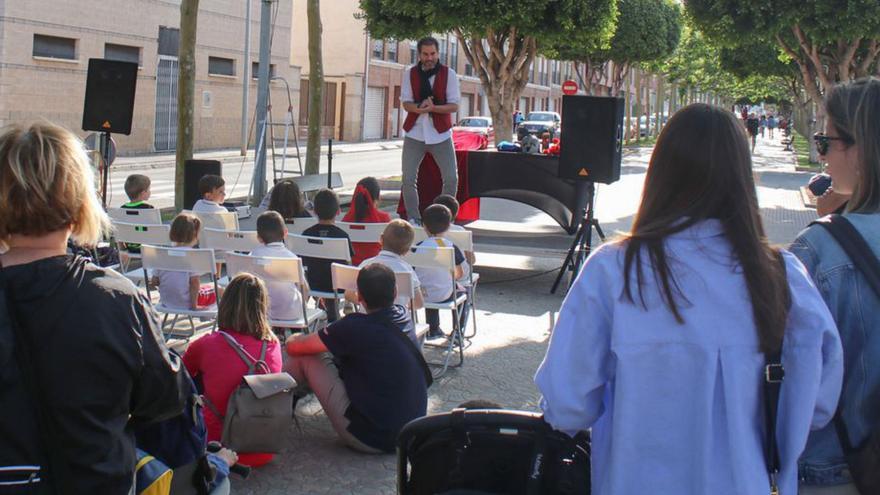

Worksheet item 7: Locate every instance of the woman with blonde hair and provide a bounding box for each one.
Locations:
[183,272,282,467]
[795,77,880,494]
[0,122,185,493]
[536,104,843,495]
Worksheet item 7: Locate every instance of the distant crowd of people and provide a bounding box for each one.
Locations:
[0,77,877,494]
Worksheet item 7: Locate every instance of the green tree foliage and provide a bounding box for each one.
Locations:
[357,0,617,144]
[684,0,880,106]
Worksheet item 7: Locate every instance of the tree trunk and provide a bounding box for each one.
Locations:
[456,28,537,146]
[655,77,664,136]
[305,0,323,175]
[635,70,643,142]
[624,70,633,143]
[175,0,199,211]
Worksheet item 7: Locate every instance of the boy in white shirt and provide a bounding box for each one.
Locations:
[250,211,309,323]
[414,204,469,339]
[433,194,475,265]
[192,175,228,213]
[356,219,425,309]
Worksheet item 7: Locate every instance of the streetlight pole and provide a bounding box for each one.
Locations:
[240,0,251,156]
[251,0,273,206]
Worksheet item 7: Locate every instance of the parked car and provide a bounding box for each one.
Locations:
[453,116,495,142]
[517,111,561,141]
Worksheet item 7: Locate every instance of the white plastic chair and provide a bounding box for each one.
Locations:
[200,228,262,265]
[442,229,479,338]
[284,216,320,235]
[112,222,172,284]
[108,207,163,225]
[330,263,429,344]
[404,246,467,376]
[140,245,219,341]
[286,233,352,304]
[337,221,389,243]
[225,252,326,333]
[183,209,239,231]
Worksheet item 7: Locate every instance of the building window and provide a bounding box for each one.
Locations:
[372,39,384,60]
[449,37,459,72]
[33,34,76,60]
[410,41,417,64]
[528,62,534,83]
[386,39,398,62]
[104,43,141,65]
[465,60,474,77]
[439,37,448,65]
[552,61,560,85]
[208,56,235,76]
[251,62,276,79]
[158,26,179,57]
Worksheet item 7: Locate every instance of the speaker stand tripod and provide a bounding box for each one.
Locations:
[98,130,112,209]
[551,182,606,294]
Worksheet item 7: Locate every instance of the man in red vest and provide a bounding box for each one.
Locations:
[400,36,461,225]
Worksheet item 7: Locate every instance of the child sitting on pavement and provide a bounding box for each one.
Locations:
[302,188,354,322]
[192,174,228,213]
[414,204,469,339]
[250,210,309,323]
[150,213,217,310]
[120,173,155,254]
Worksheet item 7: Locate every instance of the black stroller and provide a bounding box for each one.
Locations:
[397,409,590,495]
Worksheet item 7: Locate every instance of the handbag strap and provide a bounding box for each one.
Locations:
[0,260,69,494]
[217,330,269,375]
[809,214,880,453]
[762,252,788,495]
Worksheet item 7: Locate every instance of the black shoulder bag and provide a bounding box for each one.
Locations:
[0,261,70,494]
[810,214,880,494]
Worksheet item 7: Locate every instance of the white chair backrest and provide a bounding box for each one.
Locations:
[225,253,305,286]
[330,263,359,293]
[394,270,416,300]
[444,229,474,252]
[140,245,216,274]
[108,207,162,225]
[114,222,171,245]
[183,209,239,231]
[284,216,320,235]
[337,221,389,243]
[286,234,352,263]
[404,245,455,274]
[200,228,262,253]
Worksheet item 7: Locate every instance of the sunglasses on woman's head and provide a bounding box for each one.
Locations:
[813,132,851,155]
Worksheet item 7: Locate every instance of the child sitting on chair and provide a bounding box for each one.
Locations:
[414,204,469,339]
[342,177,390,265]
[302,188,354,322]
[192,174,227,213]
[151,213,217,310]
[250,210,309,323]
[433,194,475,265]
[120,174,154,254]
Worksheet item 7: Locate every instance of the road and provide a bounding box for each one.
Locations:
[107,148,405,210]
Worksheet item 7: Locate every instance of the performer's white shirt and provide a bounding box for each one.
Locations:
[400,64,461,145]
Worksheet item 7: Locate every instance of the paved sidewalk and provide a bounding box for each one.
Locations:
[223,133,816,494]
[110,139,404,172]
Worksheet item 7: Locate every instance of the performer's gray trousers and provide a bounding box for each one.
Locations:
[401,136,458,221]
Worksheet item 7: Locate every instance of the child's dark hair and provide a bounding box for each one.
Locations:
[433,194,459,219]
[357,263,396,310]
[313,188,340,220]
[124,174,151,201]
[169,213,201,245]
[422,204,452,236]
[256,210,286,244]
[198,174,225,196]
[268,179,305,220]
[352,176,381,222]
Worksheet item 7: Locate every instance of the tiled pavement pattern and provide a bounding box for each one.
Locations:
[199,133,817,494]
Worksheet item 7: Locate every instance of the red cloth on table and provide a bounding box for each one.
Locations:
[396,130,484,222]
[343,185,392,264]
[183,329,283,467]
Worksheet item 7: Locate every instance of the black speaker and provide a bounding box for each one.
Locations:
[183,160,222,210]
[82,59,138,135]
[559,95,625,184]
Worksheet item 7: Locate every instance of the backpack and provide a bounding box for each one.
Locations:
[203,331,296,454]
[134,449,173,495]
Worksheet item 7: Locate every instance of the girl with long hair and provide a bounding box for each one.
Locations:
[268,179,311,222]
[183,273,281,467]
[794,77,880,494]
[536,104,843,495]
[343,176,391,264]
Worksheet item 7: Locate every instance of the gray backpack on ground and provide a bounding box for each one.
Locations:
[203,331,296,454]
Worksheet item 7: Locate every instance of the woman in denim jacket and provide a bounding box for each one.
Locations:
[793,78,880,494]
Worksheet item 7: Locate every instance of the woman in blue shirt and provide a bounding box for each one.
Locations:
[793,78,880,494]
[536,104,843,495]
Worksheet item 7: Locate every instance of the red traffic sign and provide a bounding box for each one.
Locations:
[562,80,578,95]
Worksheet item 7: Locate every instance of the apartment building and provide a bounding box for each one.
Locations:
[0,0,300,153]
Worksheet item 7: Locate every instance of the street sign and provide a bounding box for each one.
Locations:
[562,80,578,95]
[84,132,117,165]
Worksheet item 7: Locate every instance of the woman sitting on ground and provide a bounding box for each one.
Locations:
[343,176,391,264]
[268,178,312,222]
[535,103,843,495]
[183,273,282,467]
[793,77,880,495]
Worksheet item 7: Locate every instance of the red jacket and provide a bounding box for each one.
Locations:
[403,64,453,134]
